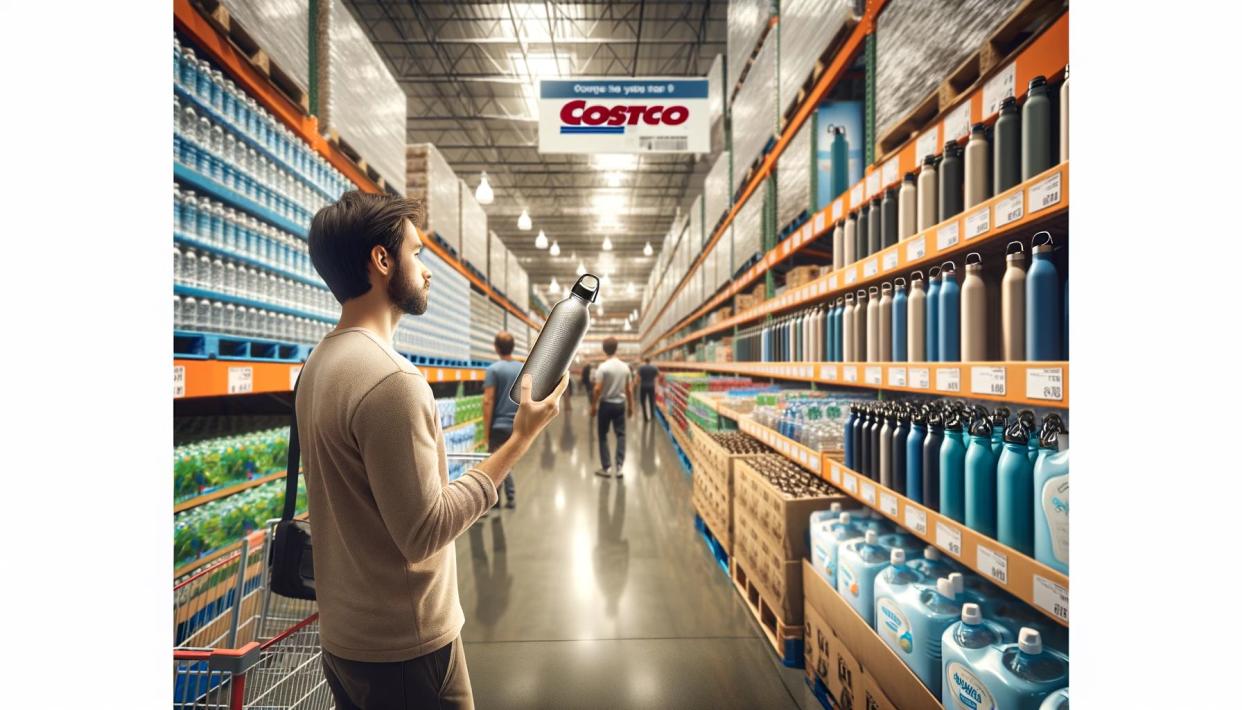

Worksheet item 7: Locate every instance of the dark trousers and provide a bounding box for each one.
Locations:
[597,400,626,470]
[322,637,473,709]
[639,387,655,421]
[488,428,515,502]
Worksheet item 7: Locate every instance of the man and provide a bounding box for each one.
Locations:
[296,191,566,709]
[635,357,659,423]
[591,337,632,478]
[482,331,521,509]
[580,363,593,401]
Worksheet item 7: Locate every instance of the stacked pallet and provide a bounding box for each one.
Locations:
[405,144,460,250]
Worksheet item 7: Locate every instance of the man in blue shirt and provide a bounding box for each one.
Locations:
[483,331,523,509]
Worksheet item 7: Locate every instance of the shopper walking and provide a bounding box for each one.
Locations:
[297,191,566,710]
[636,357,659,422]
[591,337,633,478]
[483,331,522,510]
[581,363,593,403]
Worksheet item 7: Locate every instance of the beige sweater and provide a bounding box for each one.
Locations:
[295,328,498,662]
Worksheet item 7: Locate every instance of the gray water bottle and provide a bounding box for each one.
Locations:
[1022,75,1054,179]
[994,96,1021,194]
[509,274,598,403]
[938,142,964,222]
[868,197,882,256]
[881,187,899,248]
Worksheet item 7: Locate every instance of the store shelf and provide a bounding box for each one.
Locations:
[658,359,1068,408]
[174,358,484,399]
[174,284,334,323]
[174,470,287,514]
[735,414,829,477]
[175,231,323,289]
[444,417,482,434]
[655,162,1069,356]
[174,162,308,238]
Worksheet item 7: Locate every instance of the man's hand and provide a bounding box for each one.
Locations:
[627,404,634,419]
[590,405,598,418]
[512,373,568,444]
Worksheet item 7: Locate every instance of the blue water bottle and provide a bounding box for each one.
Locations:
[1026,231,1062,360]
[906,406,929,503]
[938,261,962,362]
[926,266,942,361]
[997,419,1035,555]
[892,277,908,362]
[940,411,968,522]
[922,411,946,512]
[965,416,998,537]
[891,404,911,496]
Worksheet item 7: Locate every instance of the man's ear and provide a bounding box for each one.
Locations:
[371,245,392,276]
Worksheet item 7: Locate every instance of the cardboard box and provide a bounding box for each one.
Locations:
[734,511,803,624]
[803,595,835,686]
[830,627,865,710]
[735,459,849,560]
[802,560,941,710]
[860,670,900,710]
[786,265,822,289]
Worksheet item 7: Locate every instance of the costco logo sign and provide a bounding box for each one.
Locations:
[539,78,709,154]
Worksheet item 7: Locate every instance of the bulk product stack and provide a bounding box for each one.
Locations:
[645,0,1070,704]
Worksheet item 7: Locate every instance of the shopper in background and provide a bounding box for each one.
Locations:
[591,337,633,478]
[581,363,593,404]
[482,331,521,510]
[635,357,659,423]
[298,191,566,710]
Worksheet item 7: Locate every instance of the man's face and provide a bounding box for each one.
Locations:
[387,219,431,316]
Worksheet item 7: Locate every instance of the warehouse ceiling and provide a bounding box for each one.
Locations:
[345,0,727,332]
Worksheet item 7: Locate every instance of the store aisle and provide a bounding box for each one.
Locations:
[455,395,816,709]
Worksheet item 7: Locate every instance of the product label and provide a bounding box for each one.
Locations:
[832,199,844,221]
[1033,575,1070,623]
[831,463,842,485]
[945,102,972,142]
[794,230,804,248]
[970,366,1006,396]
[910,367,931,390]
[844,472,858,495]
[965,208,990,239]
[1042,475,1070,565]
[865,366,882,385]
[888,367,907,387]
[936,222,960,251]
[839,561,859,597]
[876,598,915,654]
[811,455,821,473]
[977,544,1009,585]
[907,237,926,261]
[843,366,858,383]
[866,171,882,199]
[936,367,962,393]
[1026,367,1065,401]
[821,365,838,381]
[995,192,1024,228]
[850,183,865,209]
[882,156,900,187]
[946,662,997,710]
[289,366,302,391]
[983,62,1017,118]
[880,492,899,517]
[845,268,858,285]
[815,211,827,233]
[882,250,899,272]
[863,258,879,278]
[173,365,186,398]
[904,506,927,535]
[1028,172,1063,212]
[916,126,941,163]
[936,521,963,556]
[861,481,877,506]
[227,366,253,394]
[829,274,839,290]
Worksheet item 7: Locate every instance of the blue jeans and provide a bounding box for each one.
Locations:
[597,401,626,470]
[488,428,515,502]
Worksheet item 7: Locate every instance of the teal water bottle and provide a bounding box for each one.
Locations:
[1026,231,1062,360]
[965,416,998,537]
[997,420,1035,555]
[922,411,945,512]
[940,411,967,522]
[831,126,849,198]
[907,406,928,503]
[926,266,942,361]
[938,261,961,362]
[990,407,1011,461]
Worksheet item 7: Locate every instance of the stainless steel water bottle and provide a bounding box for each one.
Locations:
[1059,65,1069,163]
[833,219,845,271]
[854,289,869,362]
[509,273,597,402]
[878,282,893,361]
[939,261,961,362]
[1022,75,1054,179]
[994,96,1021,194]
[843,213,857,265]
[961,252,988,361]
[908,270,927,361]
[917,155,938,231]
[1002,241,1027,360]
[842,293,856,361]
[899,172,917,241]
[965,123,991,208]
[866,286,880,362]
[857,206,870,258]
[882,187,899,248]
[868,197,882,256]
[938,142,964,222]
[892,277,908,362]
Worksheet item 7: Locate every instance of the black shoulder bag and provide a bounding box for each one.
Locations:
[268,381,316,600]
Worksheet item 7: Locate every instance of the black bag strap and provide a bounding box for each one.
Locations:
[282,376,301,521]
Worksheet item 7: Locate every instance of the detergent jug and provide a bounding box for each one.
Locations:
[837,530,892,626]
[875,549,926,654]
[1034,433,1069,575]
[904,577,964,695]
[941,603,1015,708]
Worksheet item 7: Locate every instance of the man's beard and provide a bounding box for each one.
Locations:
[387,257,429,315]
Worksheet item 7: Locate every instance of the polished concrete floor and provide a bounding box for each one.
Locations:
[455,393,820,709]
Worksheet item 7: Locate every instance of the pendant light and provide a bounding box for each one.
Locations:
[626,282,636,296]
[548,276,560,295]
[602,235,613,251]
[576,260,586,276]
[517,209,532,231]
[623,320,632,332]
[643,241,653,256]
[549,240,560,256]
[535,230,548,249]
[475,172,494,204]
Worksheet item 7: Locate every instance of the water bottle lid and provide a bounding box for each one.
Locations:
[571,273,601,302]
[969,417,993,437]
[911,406,928,425]
[929,266,942,279]
[839,512,852,524]
[845,292,855,303]
[864,530,878,544]
[1003,418,1030,444]
[868,285,879,296]
[1000,95,1018,112]
[881,282,892,294]
[991,407,1012,427]
[1018,409,1038,432]
[944,141,963,158]
[944,411,963,431]
[961,603,982,625]
[1028,75,1048,92]
[937,577,956,599]
[831,502,843,512]
[885,185,898,197]
[922,153,937,166]
[941,260,956,275]
[857,289,868,300]
[971,122,987,135]
[904,171,917,182]
[1005,241,1027,263]
[949,572,965,595]
[894,277,906,289]
[1018,628,1043,654]
[924,546,941,561]
[965,252,983,269]
[837,219,845,227]
[847,211,857,221]
[927,411,944,429]
[872,196,882,206]
[891,549,906,565]
[910,270,924,284]
[1039,413,1067,448]
[1032,231,1054,254]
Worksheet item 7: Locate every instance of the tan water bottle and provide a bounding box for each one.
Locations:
[833,220,845,271]
[1060,65,1069,162]
[866,287,880,362]
[917,155,938,231]
[843,213,857,266]
[965,124,991,208]
[854,289,869,362]
[908,270,927,361]
[961,252,988,361]
[899,172,917,241]
[842,293,856,361]
[878,282,893,361]
[1001,241,1027,360]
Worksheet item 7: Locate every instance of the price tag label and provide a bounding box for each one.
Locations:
[907,237,926,261]
[1028,172,1063,213]
[821,365,838,381]
[1026,367,1065,401]
[435,369,445,381]
[971,366,1006,396]
[904,506,928,535]
[936,521,963,557]
[782,241,791,257]
[935,367,961,393]
[880,492,899,517]
[861,481,877,506]
[965,208,990,239]
[983,62,1017,117]
[995,192,1024,228]
[863,259,879,278]
[977,544,1009,585]
[843,473,859,495]
[916,127,941,162]
[227,366,254,394]
[799,449,809,465]
[910,367,930,390]
[815,211,826,233]
[173,365,186,398]
[850,183,864,209]
[882,250,899,272]
[945,102,971,142]
[1033,575,1070,624]
[866,171,882,199]
[845,269,857,285]
[832,199,844,221]
[888,367,907,387]
[818,281,827,296]
[831,463,842,485]
[811,455,821,473]
[936,222,960,251]
[829,274,839,290]
[882,157,899,187]
[794,229,805,248]
[289,366,302,390]
[843,366,858,383]
[865,366,882,385]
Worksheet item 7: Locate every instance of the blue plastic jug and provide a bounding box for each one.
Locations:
[965,417,999,537]
[893,277,909,361]
[874,548,926,653]
[1034,436,1069,575]
[906,407,929,503]
[879,532,924,561]
[940,603,1015,708]
[837,530,892,626]
[927,267,942,361]
[923,411,946,512]
[1040,688,1069,709]
[997,420,1036,555]
[910,545,955,582]
[939,261,962,362]
[940,412,968,522]
[899,576,964,695]
[891,405,911,496]
[811,510,862,585]
[1026,231,1062,360]
[996,629,1070,709]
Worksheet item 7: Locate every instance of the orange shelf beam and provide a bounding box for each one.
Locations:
[174,359,484,399]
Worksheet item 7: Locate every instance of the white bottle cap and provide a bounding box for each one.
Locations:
[831,502,843,513]
[891,549,906,565]
[949,572,965,595]
[961,603,982,625]
[925,546,942,561]
[1018,628,1043,655]
[937,577,956,599]
[865,530,878,544]
[839,513,852,525]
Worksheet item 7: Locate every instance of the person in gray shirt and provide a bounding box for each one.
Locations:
[590,337,633,478]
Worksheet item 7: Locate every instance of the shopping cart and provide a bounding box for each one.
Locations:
[173,452,489,709]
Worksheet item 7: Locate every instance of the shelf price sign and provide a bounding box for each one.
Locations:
[879,492,899,517]
[977,544,1009,585]
[843,472,858,495]
[910,367,931,390]
[995,192,1024,228]
[936,521,963,557]
[935,367,961,393]
[1028,172,1063,213]
[860,481,877,506]
[1026,367,1065,401]
[965,208,990,239]
[227,366,254,394]
[971,366,1006,396]
[1033,575,1070,624]
[174,365,186,398]
[904,506,928,535]
[907,237,926,261]
[289,366,302,391]
[888,367,907,387]
[864,366,882,385]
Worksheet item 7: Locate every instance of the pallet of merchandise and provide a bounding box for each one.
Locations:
[733,507,804,626]
[192,0,309,111]
[730,556,803,668]
[689,446,732,556]
[733,457,847,561]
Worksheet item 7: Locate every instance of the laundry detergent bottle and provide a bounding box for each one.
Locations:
[1041,687,1069,710]
[818,511,863,585]
[941,603,1015,709]
[965,417,999,538]
[992,629,1070,710]
[906,406,929,503]
[907,577,965,696]
[997,420,1036,555]
[875,548,926,657]
[1034,432,1069,575]
[837,530,892,626]
[940,412,968,523]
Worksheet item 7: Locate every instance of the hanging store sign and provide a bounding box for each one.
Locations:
[538,78,710,154]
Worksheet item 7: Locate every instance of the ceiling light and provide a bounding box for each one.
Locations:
[475,172,494,204]
[576,260,586,275]
[517,209,532,230]
[601,274,611,287]
[602,236,613,251]
[591,153,638,171]
[626,282,636,296]
[643,241,654,256]
[591,191,627,215]
[605,171,624,187]
[548,276,560,295]
[535,230,549,249]
[623,320,632,332]
[549,240,560,256]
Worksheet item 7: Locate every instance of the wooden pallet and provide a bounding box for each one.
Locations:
[193,0,310,113]
[728,15,781,107]
[780,17,860,131]
[731,557,804,667]
[327,129,390,193]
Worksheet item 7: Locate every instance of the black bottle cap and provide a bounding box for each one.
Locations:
[1039,413,1066,447]
[911,406,928,425]
[1028,75,1047,91]
[1003,419,1029,445]
[1017,409,1037,432]
[923,154,937,166]
[571,273,601,302]
[929,265,942,279]
[969,417,994,437]
[886,186,898,197]
[999,96,1018,113]
[926,411,944,430]
[837,219,845,228]
[904,172,917,182]
[944,411,963,431]
[872,196,882,206]
[971,122,987,135]
[944,141,962,158]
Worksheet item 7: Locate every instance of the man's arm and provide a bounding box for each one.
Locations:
[625,372,634,418]
[482,385,495,431]
[591,379,602,416]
